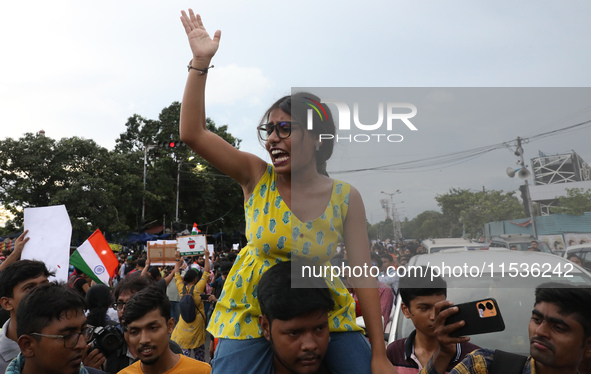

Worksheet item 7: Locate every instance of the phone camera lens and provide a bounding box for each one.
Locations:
[477,303,485,310]
[486,302,493,310]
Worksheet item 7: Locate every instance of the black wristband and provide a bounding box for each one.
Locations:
[187,59,214,75]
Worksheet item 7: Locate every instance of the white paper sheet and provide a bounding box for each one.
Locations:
[23,205,71,282]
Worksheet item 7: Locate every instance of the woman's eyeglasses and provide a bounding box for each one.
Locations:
[257,121,298,141]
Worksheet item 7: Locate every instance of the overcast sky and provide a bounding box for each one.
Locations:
[2,1,591,224]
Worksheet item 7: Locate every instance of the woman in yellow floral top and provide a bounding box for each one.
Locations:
[178,9,395,374]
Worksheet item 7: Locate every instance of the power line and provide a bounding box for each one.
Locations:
[329,118,591,175]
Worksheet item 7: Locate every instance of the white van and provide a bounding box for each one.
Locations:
[421,238,486,253]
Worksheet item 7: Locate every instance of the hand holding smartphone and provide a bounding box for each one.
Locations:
[441,298,505,337]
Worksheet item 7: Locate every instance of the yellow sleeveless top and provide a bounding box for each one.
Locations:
[208,165,361,339]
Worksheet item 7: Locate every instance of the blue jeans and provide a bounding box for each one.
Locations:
[211,331,371,374]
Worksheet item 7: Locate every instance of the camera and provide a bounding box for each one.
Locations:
[89,325,125,355]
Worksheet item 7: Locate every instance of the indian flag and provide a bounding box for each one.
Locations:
[69,229,118,285]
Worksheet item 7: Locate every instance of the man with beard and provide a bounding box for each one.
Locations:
[257,261,334,374]
[190,255,206,273]
[117,285,210,374]
[105,259,183,373]
[422,283,591,374]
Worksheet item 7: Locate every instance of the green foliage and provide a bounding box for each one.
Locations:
[367,218,395,241]
[0,101,244,243]
[368,189,525,241]
[400,210,448,239]
[435,188,526,238]
[0,134,142,242]
[552,188,591,215]
[113,102,244,235]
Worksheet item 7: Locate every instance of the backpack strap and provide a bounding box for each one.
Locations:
[187,284,207,322]
[490,350,528,374]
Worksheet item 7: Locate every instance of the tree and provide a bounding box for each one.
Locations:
[401,210,448,240]
[0,133,142,242]
[552,188,591,215]
[367,218,395,241]
[114,102,245,235]
[435,188,526,238]
[1,102,246,242]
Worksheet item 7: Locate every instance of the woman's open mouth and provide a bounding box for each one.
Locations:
[271,149,290,165]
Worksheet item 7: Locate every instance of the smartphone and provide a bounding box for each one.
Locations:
[200,294,210,301]
[441,298,505,337]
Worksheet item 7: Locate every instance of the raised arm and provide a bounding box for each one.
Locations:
[344,187,396,374]
[163,258,182,287]
[0,230,29,271]
[203,249,211,274]
[140,258,150,277]
[179,9,265,189]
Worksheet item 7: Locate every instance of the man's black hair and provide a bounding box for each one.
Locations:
[16,282,86,338]
[379,254,394,263]
[183,268,199,284]
[0,260,54,299]
[113,274,153,300]
[121,285,171,326]
[258,261,335,322]
[226,253,237,263]
[220,261,233,275]
[86,284,113,328]
[399,266,447,309]
[535,283,591,338]
[147,266,161,280]
[370,253,383,269]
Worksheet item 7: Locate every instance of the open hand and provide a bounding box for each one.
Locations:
[180,9,221,62]
[12,230,30,259]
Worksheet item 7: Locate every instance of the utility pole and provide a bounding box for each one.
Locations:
[516,137,538,237]
[175,160,181,222]
[141,145,157,225]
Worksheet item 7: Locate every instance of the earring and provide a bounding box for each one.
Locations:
[315,142,320,151]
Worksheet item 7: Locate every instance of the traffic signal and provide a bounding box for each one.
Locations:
[158,141,184,148]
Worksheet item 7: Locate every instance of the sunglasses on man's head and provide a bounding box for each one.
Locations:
[257,121,299,141]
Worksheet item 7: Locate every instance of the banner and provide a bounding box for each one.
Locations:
[177,235,206,255]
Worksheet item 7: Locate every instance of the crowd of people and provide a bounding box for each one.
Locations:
[0,231,241,373]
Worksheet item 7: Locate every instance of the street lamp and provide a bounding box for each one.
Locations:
[142,144,157,224]
[175,158,204,223]
[381,190,402,243]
